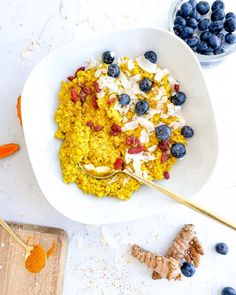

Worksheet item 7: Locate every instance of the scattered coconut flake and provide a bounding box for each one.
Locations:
[86,57,99,69]
[160,114,169,119]
[97,89,105,99]
[167,103,181,117]
[119,71,131,91]
[148,145,157,152]
[154,68,170,83]
[98,76,119,93]
[127,59,135,70]
[84,164,110,173]
[101,226,119,249]
[95,69,102,77]
[136,55,157,73]
[139,129,149,143]
[132,82,144,95]
[121,120,139,131]
[168,75,178,85]
[169,121,180,129]
[122,117,154,133]
[142,108,160,120]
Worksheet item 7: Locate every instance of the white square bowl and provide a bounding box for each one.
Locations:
[22,28,218,224]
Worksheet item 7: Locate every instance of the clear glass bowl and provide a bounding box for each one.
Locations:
[168,0,236,65]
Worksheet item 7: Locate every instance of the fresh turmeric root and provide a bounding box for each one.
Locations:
[152,224,204,280]
[132,244,181,281]
[0,144,19,159]
[16,95,22,126]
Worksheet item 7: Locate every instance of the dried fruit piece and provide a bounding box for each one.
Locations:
[92,96,98,109]
[110,124,121,136]
[161,153,168,164]
[107,96,115,105]
[67,76,75,81]
[128,145,145,154]
[163,171,170,179]
[86,121,94,127]
[126,136,135,145]
[174,84,180,92]
[16,95,22,126]
[79,90,87,103]
[132,244,181,281]
[114,158,124,170]
[71,89,78,103]
[93,81,101,92]
[75,66,85,76]
[0,143,20,159]
[93,125,104,131]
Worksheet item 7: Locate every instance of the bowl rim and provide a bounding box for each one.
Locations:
[168,0,236,63]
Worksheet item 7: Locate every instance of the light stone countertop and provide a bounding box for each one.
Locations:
[0,0,236,294]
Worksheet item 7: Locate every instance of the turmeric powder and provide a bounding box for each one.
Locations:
[25,245,47,273]
[0,143,19,159]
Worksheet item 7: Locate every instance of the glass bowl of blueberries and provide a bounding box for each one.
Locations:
[169,0,236,64]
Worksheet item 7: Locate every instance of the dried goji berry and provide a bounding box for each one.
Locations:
[93,81,101,92]
[110,131,120,136]
[163,171,170,180]
[174,84,180,92]
[93,125,104,131]
[67,76,75,81]
[111,124,121,132]
[135,138,140,146]
[79,90,87,103]
[114,158,124,170]
[92,96,98,109]
[161,153,168,164]
[83,86,93,95]
[86,121,94,127]
[71,89,78,103]
[128,145,146,154]
[158,140,170,153]
[126,136,135,145]
[107,97,115,105]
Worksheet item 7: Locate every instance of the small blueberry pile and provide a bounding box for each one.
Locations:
[173,0,236,55]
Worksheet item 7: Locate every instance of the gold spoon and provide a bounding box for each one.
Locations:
[0,217,47,271]
[79,162,236,231]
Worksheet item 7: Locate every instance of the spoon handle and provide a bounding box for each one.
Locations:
[124,169,236,231]
[0,218,32,250]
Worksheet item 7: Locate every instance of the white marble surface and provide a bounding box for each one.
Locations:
[1,0,236,294]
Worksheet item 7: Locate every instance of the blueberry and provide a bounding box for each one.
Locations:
[214,45,225,54]
[118,94,130,106]
[102,51,115,64]
[135,100,149,115]
[173,25,182,36]
[181,262,196,277]
[224,18,236,33]
[174,16,187,28]
[212,0,224,11]
[197,41,208,53]
[144,51,157,63]
[226,12,236,20]
[107,64,120,78]
[208,35,221,49]
[171,92,186,106]
[155,125,172,141]
[176,10,183,17]
[215,242,229,255]
[181,2,193,18]
[187,36,199,48]
[186,17,198,29]
[217,32,225,42]
[198,18,211,31]
[191,10,201,22]
[204,47,214,55]
[139,78,152,92]
[222,287,236,295]
[211,9,225,21]
[196,1,210,15]
[225,33,236,44]
[181,125,194,138]
[209,20,224,33]
[200,31,213,42]
[188,0,197,10]
[181,26,194,39]
[171,143,186,158]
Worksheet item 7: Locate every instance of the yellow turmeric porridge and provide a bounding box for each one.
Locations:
[55,50,194,200]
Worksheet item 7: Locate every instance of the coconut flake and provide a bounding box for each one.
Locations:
[129,74,142,85]
[127,59,135,70]
[97,90,105,99]
[136,55,157,73]
[154,68,170,83]
[119,71,131,91]
[125,151,155,177]
[84,164,110,173]
[98,76,119,93]
[148,145,157,152]
[139,129,149,143]
[114,101,129,115]
[168,75,178,85]
[86,57,99,69]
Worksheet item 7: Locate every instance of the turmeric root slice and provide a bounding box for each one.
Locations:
[132,244,181,281]
[0,144,19,159]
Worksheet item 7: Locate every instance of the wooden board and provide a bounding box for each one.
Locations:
[0,222,68,295]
